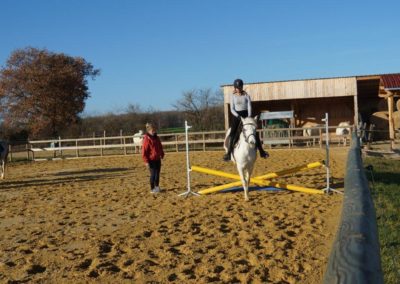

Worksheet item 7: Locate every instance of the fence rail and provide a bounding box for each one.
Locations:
[323,132,383,283]
[7,126,352,161]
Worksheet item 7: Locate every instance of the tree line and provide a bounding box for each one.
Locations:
[0,47,224,143]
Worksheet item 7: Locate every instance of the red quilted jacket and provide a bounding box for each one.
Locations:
[142,133,164,163]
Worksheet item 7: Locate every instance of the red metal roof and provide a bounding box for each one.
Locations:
[381,74,400,90]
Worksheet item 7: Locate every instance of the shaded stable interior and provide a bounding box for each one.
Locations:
[357,78,381,125]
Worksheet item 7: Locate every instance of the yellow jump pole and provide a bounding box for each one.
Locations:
[257,161,323,180]
[195,162,323,194]
[197,161,323,194]
[191,166,243,180]
[192,166,324,195]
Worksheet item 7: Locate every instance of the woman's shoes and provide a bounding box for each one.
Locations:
[151,186,160,193]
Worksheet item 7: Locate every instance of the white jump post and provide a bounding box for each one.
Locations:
[322,113,342,194]
[178,121,200,198]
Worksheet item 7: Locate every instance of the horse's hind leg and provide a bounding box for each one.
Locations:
[1,161,4,179]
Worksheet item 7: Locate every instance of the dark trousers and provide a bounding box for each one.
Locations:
[148,160,161,189]
[228,110,248,147]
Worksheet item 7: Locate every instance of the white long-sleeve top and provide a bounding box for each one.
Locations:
[230,92,252,117]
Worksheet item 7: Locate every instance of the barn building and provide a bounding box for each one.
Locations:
[222,73,400,145]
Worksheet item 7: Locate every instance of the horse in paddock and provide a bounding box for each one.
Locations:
[336,121,351,135]
[224,116,258,201]
[0,141,9,179]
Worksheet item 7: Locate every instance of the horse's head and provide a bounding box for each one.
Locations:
[241,116,258,145]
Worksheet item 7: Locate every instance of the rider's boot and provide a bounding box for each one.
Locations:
[223,138,234,162]
[256,133,269,158]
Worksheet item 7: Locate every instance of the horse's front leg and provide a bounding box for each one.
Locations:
[244,170,250,201]
[239,169,250,201]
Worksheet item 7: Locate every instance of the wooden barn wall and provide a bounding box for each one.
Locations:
[223,77,357,103]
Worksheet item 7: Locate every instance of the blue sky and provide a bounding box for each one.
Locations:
[1,0,399,115]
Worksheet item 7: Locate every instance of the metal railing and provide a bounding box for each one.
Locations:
[323,132,383,283]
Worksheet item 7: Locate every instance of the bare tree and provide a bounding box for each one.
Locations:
[126,103,142,114]
[174,88,224,130]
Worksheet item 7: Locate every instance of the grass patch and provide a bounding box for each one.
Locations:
[364,157,400,284]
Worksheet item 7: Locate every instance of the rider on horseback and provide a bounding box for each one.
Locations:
[223,79,269,162]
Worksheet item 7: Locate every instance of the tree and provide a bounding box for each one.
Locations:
[174,88,224,130]
[0,47,100,138]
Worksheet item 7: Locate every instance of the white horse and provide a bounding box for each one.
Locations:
[0,141,9,179]
[336,121,351,135]
[224,116,258,201]
[133,130,143,153]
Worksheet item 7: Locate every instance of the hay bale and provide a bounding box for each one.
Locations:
[394,111,400,129]
[371,111,388,121]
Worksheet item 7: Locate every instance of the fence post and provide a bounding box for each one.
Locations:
[366,124,375,150]
[323,132,383,283]
[175,134,178,152]
[26,143,30,161]
[8,144,12,162]
[203,133,206,151]
[59,136,62,158]
[319,127,322,148]
[101,131,105,156]
[124,137,127,155]
[268,129,272,149]
[119,129,122,151]
[76,140,79,157]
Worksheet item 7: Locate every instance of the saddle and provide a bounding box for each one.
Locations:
[225,121,243,149]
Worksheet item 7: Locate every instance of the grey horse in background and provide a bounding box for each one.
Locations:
[0,141,9,179]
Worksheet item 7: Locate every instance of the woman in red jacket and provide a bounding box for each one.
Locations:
[142,122,164,193]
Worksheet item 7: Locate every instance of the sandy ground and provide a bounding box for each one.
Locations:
[0,148,347,283]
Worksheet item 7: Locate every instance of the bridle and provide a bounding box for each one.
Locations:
[242,122,257,144]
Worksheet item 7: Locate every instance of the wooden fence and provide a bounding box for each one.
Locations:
[323,132,383,283]
[7,126,352,161]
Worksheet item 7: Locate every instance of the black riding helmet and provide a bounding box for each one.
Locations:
[233,79,244,89]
